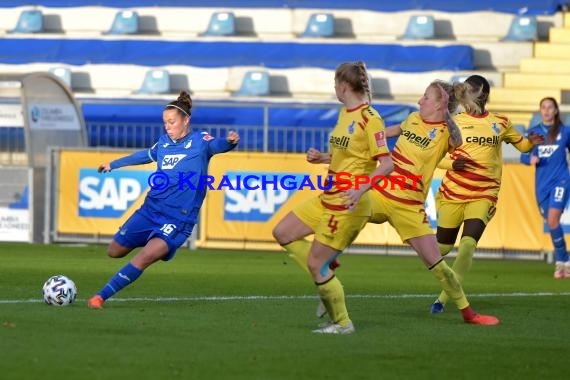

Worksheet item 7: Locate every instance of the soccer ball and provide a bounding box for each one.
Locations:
[42,275,77,306]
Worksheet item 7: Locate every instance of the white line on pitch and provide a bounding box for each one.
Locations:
[1,292,568,304]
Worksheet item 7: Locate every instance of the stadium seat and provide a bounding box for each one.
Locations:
[400,15,435,40]
[514,124,527,135]
[528,112,541,128]
[450,74,495,87]
[234,71,270,97]
[450,74,469,83]
[502,15,538,41]
[8,9,43,34]
[48,67,72,87]
[104,10,139,35]
[135,69,170,94]
[563,113,570,126]
[300,13,334,38]
[200,12,236,36]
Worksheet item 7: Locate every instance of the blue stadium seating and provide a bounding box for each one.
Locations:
[400,15,435,40]
[48,67,72,87]
[200,12,236,36]
[234,71,270,96]
[135,69,171,94]
[0,39,476,72]
[300,13,334,38]
[0,1,562,15]
[450,74,469,83]
[514,124,527,135]
[501,15,538,41]
[528,112,541,128]
[8,9,43,34]
[103,10,139,35]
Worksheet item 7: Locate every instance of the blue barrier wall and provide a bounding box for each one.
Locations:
[81,101,414,150]
[0,100,414,153]
[0,39,474,72]
[0,1,565,15]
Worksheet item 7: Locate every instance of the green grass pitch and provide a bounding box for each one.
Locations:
[0,242,568,380]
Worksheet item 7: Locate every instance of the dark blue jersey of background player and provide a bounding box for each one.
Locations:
[110,129,236,224]
[88,91,240,309]
[520,97,570,279]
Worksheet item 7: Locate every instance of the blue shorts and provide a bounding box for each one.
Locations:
[113,207,195,261]
[538,179,570,217]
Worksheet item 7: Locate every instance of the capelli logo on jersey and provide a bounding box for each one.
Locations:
[465,135,500,146]
[161,154,186,169]
[401,130,431,148]
[329,135,350,149]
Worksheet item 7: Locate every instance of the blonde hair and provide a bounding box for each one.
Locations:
[429,80,458,114]
[335,61,372,103]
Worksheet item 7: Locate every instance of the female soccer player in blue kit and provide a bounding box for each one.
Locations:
[88,91,240,309]
[521,97,570,279]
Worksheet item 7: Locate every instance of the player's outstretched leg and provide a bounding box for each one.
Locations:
[88,262,143,309]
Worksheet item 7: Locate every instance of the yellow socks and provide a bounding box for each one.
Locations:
[437,236,477,305]
[316,276,351,326]
[430,260,469,310]
[283,240,311,275]
[438,242,454,256]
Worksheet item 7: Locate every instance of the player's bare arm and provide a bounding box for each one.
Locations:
[306,148,331,164]
[445,112,462,148]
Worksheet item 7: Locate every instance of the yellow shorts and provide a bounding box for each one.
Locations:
[436,193,497,228]
[293,195,370,251]
[369,190,432,243]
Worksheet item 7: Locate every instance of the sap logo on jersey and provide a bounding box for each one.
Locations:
[78,169,150,218]
[224,172,305,222]
[537,145,558,158]
[161,154,186,170]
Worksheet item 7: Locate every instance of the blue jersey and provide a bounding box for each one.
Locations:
[521,123,570,205]
[110,130,236,223]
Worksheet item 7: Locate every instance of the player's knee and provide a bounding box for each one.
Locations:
[107,241,130,258]
[272,225,287,245]
[546,219,560,231]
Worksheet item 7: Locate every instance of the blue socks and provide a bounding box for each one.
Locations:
[550,225,569,262]
[98,262,143,300]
